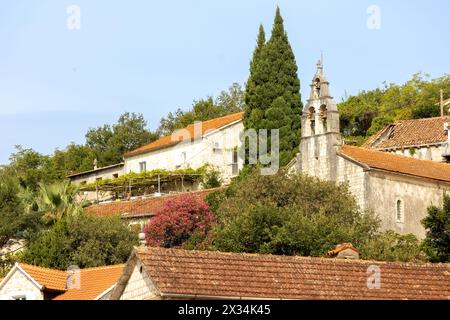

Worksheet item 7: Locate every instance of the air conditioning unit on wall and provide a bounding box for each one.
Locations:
[212,141,222,151]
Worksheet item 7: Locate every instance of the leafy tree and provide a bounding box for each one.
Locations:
[421,195,450,262]
[144,194,214,248]
[86,112,158,166]
[213,206,285,253]
[157,83,245,135]
[366,115,394,136]
[211,169,380,256]
[338,89,382,137]
[243,8,302,167]
[216,82,246,113]
[50,143,97,178]
[359,230,424,262]
[0,176,25,248]
[7,146,53,190]
[411,102,441,119]
[201,165,223,189]
[338,73,450,139]
[21,214,138,269]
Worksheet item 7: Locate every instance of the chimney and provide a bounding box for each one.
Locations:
[138,232,146,247]
[328,243,360,260]
[93,158,98,170]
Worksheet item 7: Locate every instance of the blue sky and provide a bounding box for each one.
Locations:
[0,0,449,164]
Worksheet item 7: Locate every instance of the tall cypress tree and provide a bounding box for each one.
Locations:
[243,7,303,167]
[243,24,266,167]
[244,24,266,131]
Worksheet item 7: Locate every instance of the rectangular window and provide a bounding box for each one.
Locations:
[231,149,239,175]
[233,149,238,163]
[139,161,147,173]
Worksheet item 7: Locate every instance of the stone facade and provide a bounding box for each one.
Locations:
[69,163,125,186]
[0,268,43,300]
[298,61,341,182]
[364,116,450,163]
[124,120,244,184]
[334,155,367,210]
[390,145,445,162]
[365,172,446,238]
[296,61,450,239]
[119,263,159,300]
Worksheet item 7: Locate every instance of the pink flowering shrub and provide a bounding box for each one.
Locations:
[144,194,215,248]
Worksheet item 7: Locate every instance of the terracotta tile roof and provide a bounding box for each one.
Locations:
[19,263,67,291]
[134,247,450,300]
[53,264,124,300]
[340,145,450,182]
[364,117,448,149]
[327,243,359,257]
[18,263,124,299]
[85,188,220,218]
[125,112,244,157]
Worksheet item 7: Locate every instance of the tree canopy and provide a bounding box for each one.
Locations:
[144,194,214,248]
[338,73,450,142]
[206,168,423,262]
[243,7,302,167]
[21,214,138,269]
[421,194,450,263]
[157,83,245,135]
[86,112,159,166]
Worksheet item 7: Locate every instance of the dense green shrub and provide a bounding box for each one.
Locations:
[421,195,450,262]
[359,230,424,262]
[211,169,381,257]
[21,214,138,270]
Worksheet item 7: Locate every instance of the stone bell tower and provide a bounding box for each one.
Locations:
[297,60,342,181]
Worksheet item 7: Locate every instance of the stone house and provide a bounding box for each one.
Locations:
[363,117,450,163]
[68,112,244,201]
[123,112,244,184]
[293,61,450,239]
[67,163,125,202]
[0,263,124,300]
[110,246,450,300]
[67,163,125,186]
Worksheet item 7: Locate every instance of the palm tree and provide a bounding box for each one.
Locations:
[35,181,88,223]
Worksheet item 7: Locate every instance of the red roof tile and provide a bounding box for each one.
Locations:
[125,112,243,157]
[340,145,450,182]
[19,263,67,291]
[85,188,220,218]
[17,263,124,299]
[53,264,124,300]
[364,117,448,149]
[132,247,450,300]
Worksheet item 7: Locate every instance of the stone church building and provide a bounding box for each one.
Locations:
[293,61,450,238]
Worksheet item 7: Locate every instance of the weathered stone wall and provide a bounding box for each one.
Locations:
[365,172,448,239]
[389,145,446,163]
[0,268,43,300]
[120,263,159,300]
[124,121,244,183]
[335,155,368,211]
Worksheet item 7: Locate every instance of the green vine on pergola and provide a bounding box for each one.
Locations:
[78,166,207,193]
